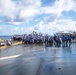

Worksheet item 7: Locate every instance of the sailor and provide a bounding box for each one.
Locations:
[33,34,38,44]
[45,35,49,46]
[37,35,40,44]
[62,35,65,47]
[28,34,33,44]
[39,35,43,44]
[66,34,71,47]
[55,35,61,46]
[6,40,12,46]
[62,34,68,47]
[22,34,27,44]
[48,36,53,46]
[27,35,31,44]
[65,34,70,47]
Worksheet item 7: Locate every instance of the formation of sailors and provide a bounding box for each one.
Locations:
[53,34,71,47]
[22,34,43,44]
[12,35,23,41]
[22,33,73,47]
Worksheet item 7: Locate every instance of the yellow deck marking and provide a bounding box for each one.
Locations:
[12,42,22,46]
[0,42,22,49]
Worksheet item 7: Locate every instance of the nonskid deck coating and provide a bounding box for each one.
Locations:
[0,43,76,75]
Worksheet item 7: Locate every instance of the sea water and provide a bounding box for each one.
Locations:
[0,36,12,40]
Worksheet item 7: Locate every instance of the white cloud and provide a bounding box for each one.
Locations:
[10,26,34,35]
[0,0,41,23]
[19,0,41,7]
[57,19,76,31]
[33,21,57,35]
[0,0,16,19]
[0,19,76,35]
[54,0,75,12]
[32,18,76,35]
[41,0,76,20]
[8,22,23,25]
[20,7,40,19]
[0,0,76,35]
[0,26,10,35]
[0,0,76,24]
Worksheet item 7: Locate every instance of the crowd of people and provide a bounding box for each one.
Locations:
[21,33,75,47]
[1,32,75,47]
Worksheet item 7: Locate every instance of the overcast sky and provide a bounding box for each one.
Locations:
[0,0,76,35]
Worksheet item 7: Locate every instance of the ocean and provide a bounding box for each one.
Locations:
[0,36,12,40]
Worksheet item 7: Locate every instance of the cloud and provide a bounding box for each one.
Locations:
[32,18,76,35]
[0,19,76,35]
[33,21,57,35]
[20,7,40,20]
[44,0,76,17]
[44,14,58,22]
[0,0,76,35]
[19,0,41,7]
[8,22,23,25]
[0,0,41,23]
[57,19,76,31]
[54,0,74,12]
[0,0,76,24]
[0,0,16,19]
[11,27,33,34]
[0,26,9,35]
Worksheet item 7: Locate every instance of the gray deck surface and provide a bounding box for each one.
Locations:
[0,44,76,75]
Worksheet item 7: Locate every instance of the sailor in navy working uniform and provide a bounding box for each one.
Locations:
[48,36,53,46]
[45,35,49,46]
[62,34,72,47]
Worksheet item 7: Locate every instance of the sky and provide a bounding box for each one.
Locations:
[0,0,76,35]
